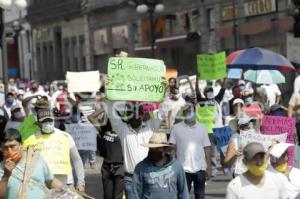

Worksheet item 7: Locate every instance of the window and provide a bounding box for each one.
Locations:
[207,8,216,30]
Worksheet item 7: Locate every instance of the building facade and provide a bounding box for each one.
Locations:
[27,0,297,92]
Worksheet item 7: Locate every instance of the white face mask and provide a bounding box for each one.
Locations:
[13,111,24,119]
[41,122,55,134]
[207,92,214,99]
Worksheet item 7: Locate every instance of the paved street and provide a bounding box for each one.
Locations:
[84,157,231,199]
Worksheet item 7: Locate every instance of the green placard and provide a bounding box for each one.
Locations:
[18,115,40,141]
[106,57,166,102]
[196,105,216,133]
[197,51,227,80]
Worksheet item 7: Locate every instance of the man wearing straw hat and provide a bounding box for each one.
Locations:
[132,133,189,199]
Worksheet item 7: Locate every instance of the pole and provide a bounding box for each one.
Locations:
[149,10,155,58]
[0,8,8,95]
[232,0,238,50]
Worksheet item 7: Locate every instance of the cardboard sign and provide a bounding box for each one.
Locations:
[197,51,227,80]
[235,132,287,175]
[196,105,216,133]
[33,133,71,175]
[262,116,296,165]
[107,57,166,102]
[18,115,40,141]
[65,123,97,151]
[66,71,100,92]
[213,126,233,152]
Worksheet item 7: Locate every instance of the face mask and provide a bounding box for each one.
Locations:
[247,162,268,176]
[244,97,253,104]
[6,98,14,106]
[14,111,24,119]
[148,150,165,163]
[3,150,22,163]
[41,122,55,134]
[185,112,196,124]
[276,162,288,173]
[206,92,214,99]
[128,118,142,129]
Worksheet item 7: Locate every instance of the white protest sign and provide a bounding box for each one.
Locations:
[66,71,100,92]
[234,132,287,175]
[65,123,97,151]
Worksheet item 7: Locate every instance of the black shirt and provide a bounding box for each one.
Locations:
[98,119,123,163]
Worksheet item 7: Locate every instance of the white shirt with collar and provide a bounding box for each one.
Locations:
[169,122,211,173]
[106,101,154,174]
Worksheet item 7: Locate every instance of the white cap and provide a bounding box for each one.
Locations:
[238,116,256,126]
[233,98,244,105]
[270,143,293,159]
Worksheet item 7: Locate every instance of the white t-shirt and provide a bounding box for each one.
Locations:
[294,75,300,93]
[106,101,154,174]
[159,97,186,127]
[268,166,300,199]
[169,122,211,173]
[261,84,281,107]
[226,170,289,199]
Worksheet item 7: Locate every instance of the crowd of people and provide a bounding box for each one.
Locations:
[0,70,299,199]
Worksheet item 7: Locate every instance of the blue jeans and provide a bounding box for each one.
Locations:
[124,175,134,199]
[185,170,206,199]
[79,150,96,166]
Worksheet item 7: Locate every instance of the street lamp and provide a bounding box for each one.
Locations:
[136,0,164,58]
[0,0,27,94]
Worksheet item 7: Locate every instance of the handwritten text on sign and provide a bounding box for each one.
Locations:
[262,116,296,165]
[197,51,227,80]
[33,133,71,175]
[65,123,97,151]
[107,57,166,102]
[235,132,287,175]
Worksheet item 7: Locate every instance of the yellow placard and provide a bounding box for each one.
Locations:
[31,133,71,175]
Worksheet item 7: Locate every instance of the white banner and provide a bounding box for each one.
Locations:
[65,123,97,151]
[66,71,100,92]
[234,132,287,175]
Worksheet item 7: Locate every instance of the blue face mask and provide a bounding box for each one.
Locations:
[6,98,14,106]
[244,97,253,104]
[41,122,54,134]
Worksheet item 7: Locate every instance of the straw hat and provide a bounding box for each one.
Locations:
[142,133,172,148]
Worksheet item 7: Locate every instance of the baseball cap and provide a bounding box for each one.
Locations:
[37,108,54,122]
[243,142,266,160]
[233,98,244,105]
[270,143,293,159]
[238,115,256,126]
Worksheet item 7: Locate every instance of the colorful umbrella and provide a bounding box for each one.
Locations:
[226,50,244,64]
[244,70,285,84]
[228,47,295,71]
